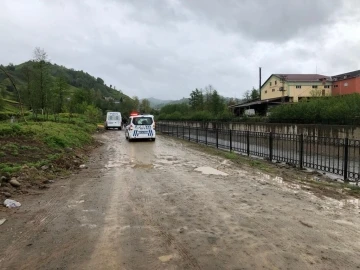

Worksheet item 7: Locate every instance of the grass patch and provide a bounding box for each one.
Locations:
[0,121,95,149]
[0,118,97,176]
[0,163,22,174]
[224,151,238,160]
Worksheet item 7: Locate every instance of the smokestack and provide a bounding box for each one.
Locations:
[259,67,262,100]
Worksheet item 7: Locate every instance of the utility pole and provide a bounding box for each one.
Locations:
[279,75,287,104]
[259,67,262,100]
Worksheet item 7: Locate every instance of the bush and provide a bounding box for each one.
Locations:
[0,112,11,121]
[269,94,360,124]
[189,111,212,121]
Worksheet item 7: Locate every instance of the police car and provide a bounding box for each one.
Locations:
[125,114,156,142]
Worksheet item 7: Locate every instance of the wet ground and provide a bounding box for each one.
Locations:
[1,131,360,269]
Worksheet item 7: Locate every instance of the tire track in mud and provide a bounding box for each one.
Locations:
[143,149,359,270]
[123,169,202,270]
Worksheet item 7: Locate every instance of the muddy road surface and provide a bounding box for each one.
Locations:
[1,131,360,270]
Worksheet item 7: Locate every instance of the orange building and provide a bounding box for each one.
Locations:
[332,70,360,95]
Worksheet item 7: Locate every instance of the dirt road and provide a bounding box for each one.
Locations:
[1,131,360,270]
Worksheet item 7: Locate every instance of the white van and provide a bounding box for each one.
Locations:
[105,112,122,130]
[125,114,156,141]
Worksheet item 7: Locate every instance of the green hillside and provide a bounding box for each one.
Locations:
[0,61,135,118]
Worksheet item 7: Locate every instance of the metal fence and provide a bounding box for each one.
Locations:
[158,124,360,183]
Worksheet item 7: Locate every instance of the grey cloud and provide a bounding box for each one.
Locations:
[1,0,360,100]
[170,0,346,42]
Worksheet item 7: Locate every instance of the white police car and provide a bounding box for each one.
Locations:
[125,114,156,142]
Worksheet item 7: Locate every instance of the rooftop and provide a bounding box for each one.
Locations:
[332,70,360,81]
[273,74,331,82]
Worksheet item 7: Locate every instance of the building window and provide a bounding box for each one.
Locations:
[324,85,330,88]
[296,85,301,89]
[265,90,267,93]
[322,90,325,96]
[272,89,275,92]
[275,81,277,85]
[270,82,272,86]
[344,82,348,87]
[312,85,318,89]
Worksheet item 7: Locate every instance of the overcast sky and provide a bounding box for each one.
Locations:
[1,0,360,100]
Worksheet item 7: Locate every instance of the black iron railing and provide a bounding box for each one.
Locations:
[158,124,360,183]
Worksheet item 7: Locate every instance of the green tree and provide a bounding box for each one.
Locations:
[209,90,225,116]
[84,104,102,123]
[6,63,15,71]
[52,77,69,115]
[21,65,33,109]
[0,89,4,110]
[140,98,151,113]
[96,77,104,84]
[243,90,251,101]
[189,88,204,111]
[32,47,52,118]
[250,87,260,100]
[132,96,140,111]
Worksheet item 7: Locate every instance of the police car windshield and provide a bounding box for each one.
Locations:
[132,117,153,125]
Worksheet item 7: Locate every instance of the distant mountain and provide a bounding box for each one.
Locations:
[147,97,174,107]
[147,97,189,109]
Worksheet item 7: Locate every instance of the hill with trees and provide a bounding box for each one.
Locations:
[0,48,138,121]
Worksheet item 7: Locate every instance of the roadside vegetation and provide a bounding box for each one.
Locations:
[0,117,95,175]
[268,94,360,124]
[157,85,259,121]
[157,85,360,125]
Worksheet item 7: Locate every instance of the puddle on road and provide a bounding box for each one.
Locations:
[67,200,85,208]
[81,224,98,229]
[258,172,283,184]
[158,254,174,262]
[132,163,154,169]
[194,167,228,176]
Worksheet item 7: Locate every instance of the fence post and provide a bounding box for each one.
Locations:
[205,128,208,145]
[177,125,179,138]
[188,127,191,141]
[229,130,233,152]
[196,128,199,143]
[216,129,219,148]
[344,138,349,182]
[269,132,273,162]
[183,126,185,140]
[299,134,304,169]
[247,130,250,156]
